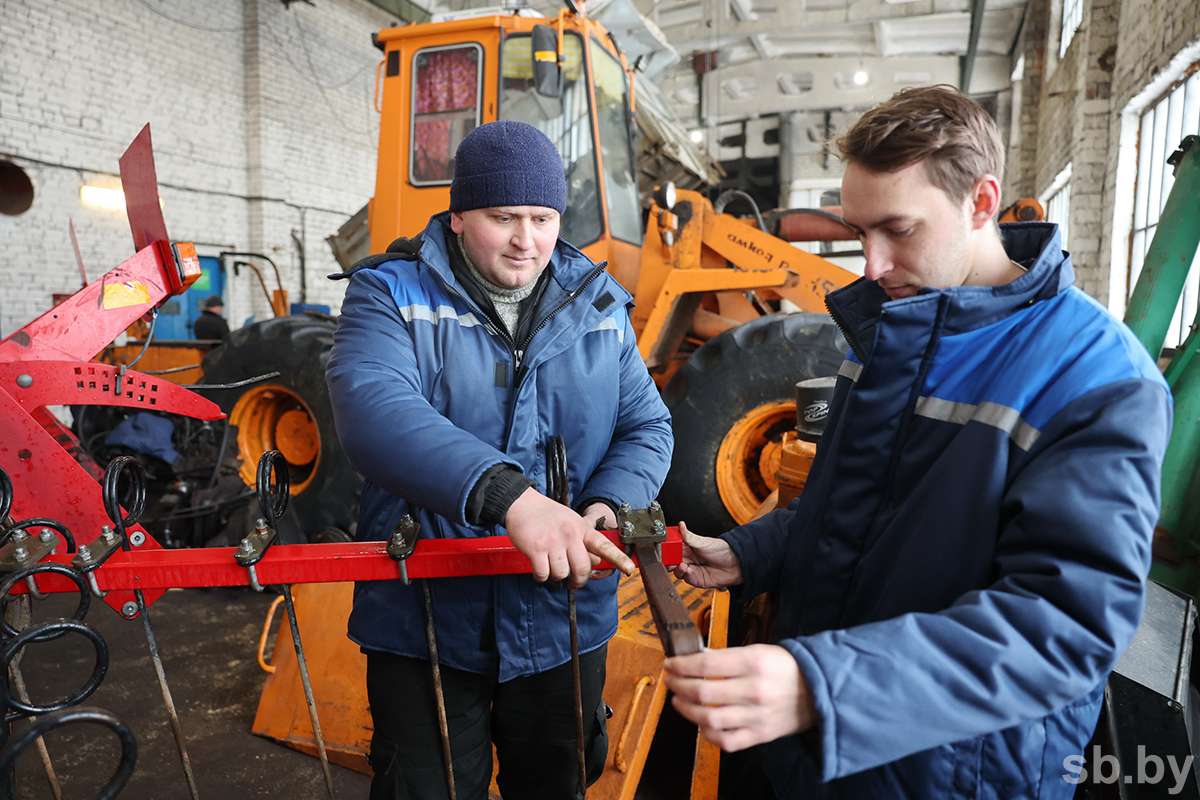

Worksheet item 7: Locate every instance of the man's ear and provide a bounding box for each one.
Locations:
[450,211,465,235]
[970,175,1002,229]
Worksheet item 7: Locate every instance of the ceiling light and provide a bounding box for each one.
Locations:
[80,185,126,212]
[690,129,704,143]
[853,70,869,86]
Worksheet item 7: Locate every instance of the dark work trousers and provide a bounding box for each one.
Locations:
[365,644,609,800]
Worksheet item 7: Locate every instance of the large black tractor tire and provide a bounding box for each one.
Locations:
[658,313,848,537]
[199,313,361,540]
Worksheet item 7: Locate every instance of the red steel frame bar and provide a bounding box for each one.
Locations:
[7,529,684,595]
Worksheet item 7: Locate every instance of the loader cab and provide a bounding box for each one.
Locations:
[369,11,643,291]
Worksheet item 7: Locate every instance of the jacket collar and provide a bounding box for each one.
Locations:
[826,222,1072,360]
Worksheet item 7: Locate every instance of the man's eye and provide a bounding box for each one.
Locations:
[496,216,512,223]
[890,227,914,238]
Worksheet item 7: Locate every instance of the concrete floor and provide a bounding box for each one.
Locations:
[2,585,749,800]
[7,586,371,800]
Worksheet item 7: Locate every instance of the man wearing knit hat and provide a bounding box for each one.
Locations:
[327,120,673,799]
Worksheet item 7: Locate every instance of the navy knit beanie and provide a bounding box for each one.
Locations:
[449,121,567,215]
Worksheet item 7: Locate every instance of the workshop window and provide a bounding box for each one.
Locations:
[1129,67,1200,347]
[1059,0,1083,59]
[410,44,482,185]
[1041,163,1072,251]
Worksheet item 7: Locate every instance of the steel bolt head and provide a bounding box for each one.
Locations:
[121,602,138,618]
[13,547,28,561]
[648,500,661,513]
[622,521,635,533]
[238,540,253,553]
[38,529,55,543]
[11,529,27,542]
[16,374,32,388]
[101,525,116,541]
[128,531,145,547]
[651,519,665,532]
[619,502,633,514]
[77,545,91,560]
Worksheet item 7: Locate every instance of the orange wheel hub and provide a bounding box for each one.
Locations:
[229,385,321,495]
[716,400,796,525]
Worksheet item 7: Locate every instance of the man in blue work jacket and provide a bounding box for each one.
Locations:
[326,121,673,799]
[666,86,1172,799]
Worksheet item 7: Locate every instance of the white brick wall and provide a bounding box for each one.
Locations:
[0,0,395,337]
[1010,0,1200,310]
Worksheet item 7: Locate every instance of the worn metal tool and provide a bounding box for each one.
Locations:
[618,502,704,657]
[546,435,588,797]
[237,451,335,799]
[99,456,200,800]
[392,506,457,800]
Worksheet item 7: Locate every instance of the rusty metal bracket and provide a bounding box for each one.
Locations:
[619,502,703,657]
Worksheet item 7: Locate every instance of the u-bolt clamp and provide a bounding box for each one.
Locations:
[234,518,276,593]
[386,514,421,585]
[235,451,290,592]
[71,526,125,599]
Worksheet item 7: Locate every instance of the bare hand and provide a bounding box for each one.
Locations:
[663,644,816,752]
[506,489,633,589]
[671,521,743,589]
[581,502,621,580]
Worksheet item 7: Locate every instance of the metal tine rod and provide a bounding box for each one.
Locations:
[136,588,200,800]
[422,579,456,800]
[281,584,335,798]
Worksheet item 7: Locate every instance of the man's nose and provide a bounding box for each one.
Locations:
[862,239,891,282]
[510,220,535,249]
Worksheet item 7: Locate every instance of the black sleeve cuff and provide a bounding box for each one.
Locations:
[574,496,621,523]
[467,465,536,528]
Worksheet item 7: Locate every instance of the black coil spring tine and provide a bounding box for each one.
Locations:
[0,564,91,640]
[546,436,569,507]
[0,706,136,800]
[256,450,289,528]
[0,518,76,553]
[0,619,109,718]
[0,467,11,526]
[101,457,146,549]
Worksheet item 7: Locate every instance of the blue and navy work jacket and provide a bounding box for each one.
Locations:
[726,223,1173,799]
[326,212,673,681]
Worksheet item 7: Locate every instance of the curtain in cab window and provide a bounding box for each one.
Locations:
[500,34,603,248]
[412,45,481,184]
[591,40,641,245]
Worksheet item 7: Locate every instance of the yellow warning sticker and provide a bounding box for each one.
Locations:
[102,281,151,310]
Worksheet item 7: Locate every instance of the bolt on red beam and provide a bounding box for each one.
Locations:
[7,529,684,596]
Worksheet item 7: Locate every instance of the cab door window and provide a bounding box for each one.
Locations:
[411,44,482,184]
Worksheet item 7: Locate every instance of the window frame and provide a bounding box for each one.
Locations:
[408,42,485,187]
[1128,63,1200,347]
[1058,0,1083,59]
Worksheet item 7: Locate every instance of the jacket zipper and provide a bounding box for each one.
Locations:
[498,262,610,449]
[825,294,866,363]
[426,256,610,450]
